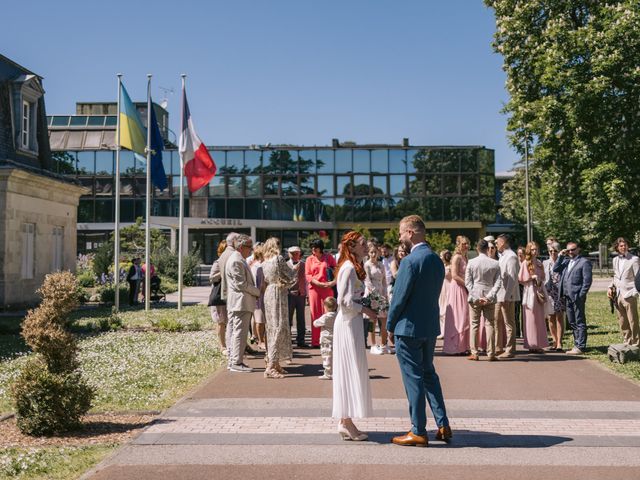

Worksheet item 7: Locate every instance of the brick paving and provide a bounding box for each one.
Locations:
[84,286,640,480]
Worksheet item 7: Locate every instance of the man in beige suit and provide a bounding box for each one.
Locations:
[225,234,261,372]
[495,233,520,358]
[608,237,640,346]
[465,239,502,361]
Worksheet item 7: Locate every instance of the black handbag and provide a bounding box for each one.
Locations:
[207,281,225,307]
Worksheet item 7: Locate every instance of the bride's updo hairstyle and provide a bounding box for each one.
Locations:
[336,231,366,281]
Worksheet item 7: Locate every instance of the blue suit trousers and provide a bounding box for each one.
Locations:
[565,296,587,350]
[395,335,449,436]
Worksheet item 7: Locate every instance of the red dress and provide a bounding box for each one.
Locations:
[305,253,337,346]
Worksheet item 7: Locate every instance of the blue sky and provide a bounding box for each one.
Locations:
[3,0,516,171]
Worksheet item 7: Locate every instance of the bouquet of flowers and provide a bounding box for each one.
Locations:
[361,290,389,315]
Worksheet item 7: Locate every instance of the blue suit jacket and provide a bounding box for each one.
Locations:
[387,243,445,338]
[553,254,592,301]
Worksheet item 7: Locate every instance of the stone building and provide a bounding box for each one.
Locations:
[0,54,85,307]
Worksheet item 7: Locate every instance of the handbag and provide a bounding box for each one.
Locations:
[207,281,225,307]
[535,289,546,304]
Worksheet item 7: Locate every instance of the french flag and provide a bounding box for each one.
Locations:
[179,85,217,193]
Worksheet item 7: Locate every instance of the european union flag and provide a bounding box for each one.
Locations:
[149,100,168,191]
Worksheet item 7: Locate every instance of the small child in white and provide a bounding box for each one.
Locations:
[313,296,337,380]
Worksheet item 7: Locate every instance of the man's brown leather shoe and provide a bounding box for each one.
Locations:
[436,425,452,442]
[392,431,428,447]
[467,353,479,361]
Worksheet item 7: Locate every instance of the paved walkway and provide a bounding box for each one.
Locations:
[85,307,640,480]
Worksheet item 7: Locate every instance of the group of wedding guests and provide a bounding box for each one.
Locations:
[439,233,597,359]
[208,232,410,379]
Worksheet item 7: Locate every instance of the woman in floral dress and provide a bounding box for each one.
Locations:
[543,241,565,351]
[262,237,297,378]
[364,245,389,354]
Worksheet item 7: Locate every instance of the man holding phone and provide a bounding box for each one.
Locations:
[553,242,593,355]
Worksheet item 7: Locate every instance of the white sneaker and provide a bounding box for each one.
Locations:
[566,347,583,355]
[229,363,253,372]
[370,345,384,355]
[382,344,394,354]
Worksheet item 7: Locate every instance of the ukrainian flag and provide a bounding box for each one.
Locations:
[117,83,146,155]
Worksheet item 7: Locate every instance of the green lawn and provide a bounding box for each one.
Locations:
[0,445,116,479]
[581,291,640,382]
[0,305,221,414]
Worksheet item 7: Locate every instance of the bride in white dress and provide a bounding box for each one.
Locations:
[332,231,378,441]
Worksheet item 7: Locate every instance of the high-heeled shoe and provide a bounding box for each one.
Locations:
[337,424,368,441]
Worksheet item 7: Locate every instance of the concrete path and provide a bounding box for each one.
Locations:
[85,327,640,479]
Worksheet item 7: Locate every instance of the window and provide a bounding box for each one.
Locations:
[52,226,64,271]
[22,101,31,149]
[21,223,35,279]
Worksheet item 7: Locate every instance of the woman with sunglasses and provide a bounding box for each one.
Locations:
[543,242,565,351]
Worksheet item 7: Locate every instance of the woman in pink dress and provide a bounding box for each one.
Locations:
[305,239,337,347]
[442,236,470,354]
[518,242,549,353]
[438,250,452,339]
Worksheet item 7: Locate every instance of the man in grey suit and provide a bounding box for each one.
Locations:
[608,237,639,346]
[553,241,593,355]
[219,232,240,302]
[225,234,261,372]
[495,234,521,358]
[465,239,502,361]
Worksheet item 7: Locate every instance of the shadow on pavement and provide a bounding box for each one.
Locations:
[367,430,572,448]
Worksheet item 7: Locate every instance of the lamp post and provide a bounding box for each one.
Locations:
[523,136,532,243]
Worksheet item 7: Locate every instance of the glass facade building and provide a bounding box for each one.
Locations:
[48,106,495,262]
[51,146,495,224]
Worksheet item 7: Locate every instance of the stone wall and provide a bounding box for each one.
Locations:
[0,167,85,307]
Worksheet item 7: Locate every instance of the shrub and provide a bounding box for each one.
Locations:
[98,308,123,332]
[153,248,200,287]
[98,284,128,305]
[12,357,93,436]
[153,316,183,332]
[92,242,114,278]
[12,272,94,435]
[77,270,95,288]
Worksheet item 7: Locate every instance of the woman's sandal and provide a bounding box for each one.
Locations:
[264,368,284,379]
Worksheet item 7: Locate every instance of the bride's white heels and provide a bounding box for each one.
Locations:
[337,423,368,441]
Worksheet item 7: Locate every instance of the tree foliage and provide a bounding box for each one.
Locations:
[486,0,640,248]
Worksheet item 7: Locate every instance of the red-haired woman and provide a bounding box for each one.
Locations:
[518,242,549,353]
[332,231,378,441]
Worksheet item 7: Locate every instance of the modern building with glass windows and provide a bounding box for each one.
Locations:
[48,102,496,263]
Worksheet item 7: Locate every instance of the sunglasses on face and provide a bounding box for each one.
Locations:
[568,248,577,252]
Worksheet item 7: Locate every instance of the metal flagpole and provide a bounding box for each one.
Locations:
[178,74,186,310]
[145,74,152,312]
[524,136,532,244]
[114,74,122,312]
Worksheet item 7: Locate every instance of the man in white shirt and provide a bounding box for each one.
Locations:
[495,234,521,358]
[465,239,502,361]
[287,246,308,347]
[608,237,640,346]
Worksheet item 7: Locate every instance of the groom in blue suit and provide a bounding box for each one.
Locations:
[387,215,451,447]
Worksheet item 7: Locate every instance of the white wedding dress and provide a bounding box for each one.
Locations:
[332,260,373,419]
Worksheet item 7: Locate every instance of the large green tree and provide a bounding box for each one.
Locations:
[486,0,640,248]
